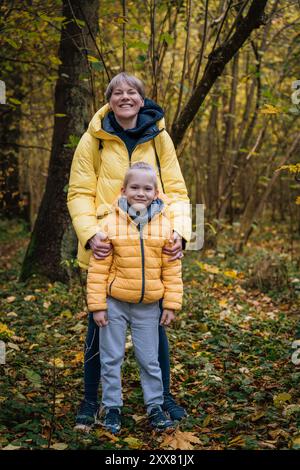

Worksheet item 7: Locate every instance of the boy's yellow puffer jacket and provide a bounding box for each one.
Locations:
[67,103,191,269]
[87,198,183,312]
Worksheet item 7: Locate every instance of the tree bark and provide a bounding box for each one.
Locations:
[20,0,99,282]
[171,0,269,148]
[0,69,23,218]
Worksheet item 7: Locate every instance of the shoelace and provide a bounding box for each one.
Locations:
[163,394,181,412]
[150,407,168,424]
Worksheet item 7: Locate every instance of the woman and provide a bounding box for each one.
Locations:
[67,72,191,431]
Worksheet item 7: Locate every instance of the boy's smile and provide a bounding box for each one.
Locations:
[121,170,158,212]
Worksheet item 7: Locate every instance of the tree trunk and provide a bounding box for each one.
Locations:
[0,73,23,218]
[20,0,99,282]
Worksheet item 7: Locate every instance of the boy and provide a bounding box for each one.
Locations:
[87,162,183,434]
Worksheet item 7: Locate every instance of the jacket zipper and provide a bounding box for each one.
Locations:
[138,225,145,303]
[108,276,116,296]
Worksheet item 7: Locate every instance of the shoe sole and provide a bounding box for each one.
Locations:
[165,412,188,424]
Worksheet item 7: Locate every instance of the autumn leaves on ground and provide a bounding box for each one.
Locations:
[0,219,300,451]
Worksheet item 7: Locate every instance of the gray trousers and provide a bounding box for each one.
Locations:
[100,296,164,412]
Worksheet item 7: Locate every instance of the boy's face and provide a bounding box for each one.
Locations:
[121,170,158,212]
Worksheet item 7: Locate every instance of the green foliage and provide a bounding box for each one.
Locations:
[1,219,300,450]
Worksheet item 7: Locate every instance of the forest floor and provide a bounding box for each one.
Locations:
[0,219,300,451]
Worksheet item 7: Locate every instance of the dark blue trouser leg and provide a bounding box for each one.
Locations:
[84,313,100,403]
[158,298,170,395]
[83,301,171,401]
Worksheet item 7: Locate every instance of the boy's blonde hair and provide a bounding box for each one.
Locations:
[123,162,158,189]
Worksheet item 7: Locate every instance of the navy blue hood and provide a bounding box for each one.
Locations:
[103,98,164,138]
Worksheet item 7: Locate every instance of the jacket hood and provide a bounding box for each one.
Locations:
[117,196,165,228]
[87,98,166,139]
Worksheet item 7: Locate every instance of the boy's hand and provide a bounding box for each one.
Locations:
[160,309,175,326]
[93,310,108,327]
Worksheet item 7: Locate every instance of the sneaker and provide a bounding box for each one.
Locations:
[74,399,100,432]
[103,408,122,434]
[148,406,174,432]
[162,393,187,422]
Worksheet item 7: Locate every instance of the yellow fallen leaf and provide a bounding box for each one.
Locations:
[291,435,300,449]
[49,358,65,368]
[223,270,238,278]
[228,435,245,447]
[124,437,143,449]
[251,411,265,422]
[51,443,68,450]
[6,296,16,303]
[71,351,84,364]
[24,295,36,301]
[202,415,211,427]
[43,301,51,309]
[161,429,201,450]
[273,393,291,408]
[95,429,119,442]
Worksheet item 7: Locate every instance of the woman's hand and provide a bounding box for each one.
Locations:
[93,310,108,327]
[160,309,175,326]
[89,232,112,259]
[162,231,183,261]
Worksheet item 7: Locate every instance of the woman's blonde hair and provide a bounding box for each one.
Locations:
[123,162,158,189]
[105,72,145,101]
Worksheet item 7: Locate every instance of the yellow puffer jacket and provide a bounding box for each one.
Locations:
[67,103,191,269]
[87,198,183,312]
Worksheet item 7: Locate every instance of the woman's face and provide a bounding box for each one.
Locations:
[109,81,144,124]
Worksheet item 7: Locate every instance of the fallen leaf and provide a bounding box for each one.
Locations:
[71,351,84,364]
[161,429,201,450]
[51,443,68,450]
[6,296,16,303]
[2,444,22,450]
[251,411,265,422]
[95,429,119,442]
[228,435,245,447]
[273,393,291,408]
[123,437,143,449]
[291,435,300,449]
[7,342,20,351]
[7,311,18,318]
[49,358,65,368]
[24,295,36,301]
[132,414,145,423]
